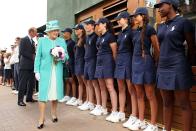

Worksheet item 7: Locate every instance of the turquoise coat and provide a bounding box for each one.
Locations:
[34,37,69,102]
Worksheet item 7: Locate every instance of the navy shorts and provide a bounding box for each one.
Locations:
[68,58,75,75]
[114,53,132,80]
[94,54,115,79]
[132,55,156,85]
[84,58,96,80]
[74,58,84,76]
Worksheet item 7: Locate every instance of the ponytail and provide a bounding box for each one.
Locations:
[140,14,149,57]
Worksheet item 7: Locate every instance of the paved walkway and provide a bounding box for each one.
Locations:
[0,86,130,131]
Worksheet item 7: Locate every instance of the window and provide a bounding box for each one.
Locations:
[145,0,156,8]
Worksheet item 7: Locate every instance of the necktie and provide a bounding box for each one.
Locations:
[31,39,34,44]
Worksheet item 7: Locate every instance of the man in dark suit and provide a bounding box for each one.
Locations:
[18,27,38,106]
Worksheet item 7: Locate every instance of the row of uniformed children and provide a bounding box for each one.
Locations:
[60,0,195,130]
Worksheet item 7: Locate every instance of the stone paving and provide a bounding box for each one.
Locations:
[0,86,130,131]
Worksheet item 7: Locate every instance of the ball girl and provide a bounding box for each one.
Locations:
[95,18,118,122]
[154,0,195,130]
[113,11,138,125]
[67,24,87,107]
[129,7,160,131]
[81,20,102,113]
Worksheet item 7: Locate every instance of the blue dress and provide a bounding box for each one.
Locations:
[74,43,85,76]
[132,25,156,84]
[84,32,98,80]
[94,31,116,79]
[114,26,133,80]
[157,16,193,90]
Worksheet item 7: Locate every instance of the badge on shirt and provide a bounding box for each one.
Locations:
[101,38,105,43]
[124,34,127,39]
[170,25,176,31]
[89,39,91,45]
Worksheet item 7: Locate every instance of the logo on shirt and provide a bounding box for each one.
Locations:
[124,34,127,39]
[89,40,91,45]
[101,38,105,43]
[170,25,176,31]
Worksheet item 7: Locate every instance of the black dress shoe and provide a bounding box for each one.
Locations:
[26,99,38,103]
[52,118,58,123]
[37,123,44,129]
[18,102,26,106]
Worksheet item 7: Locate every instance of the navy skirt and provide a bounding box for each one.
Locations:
[157,55,192,90]
[74,58,84,76]
[114,53,132,80]
[94,54,115,79]
[84,58,96,80]
[132,54,156,84]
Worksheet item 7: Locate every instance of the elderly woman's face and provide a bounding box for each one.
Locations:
[48,30,59,40]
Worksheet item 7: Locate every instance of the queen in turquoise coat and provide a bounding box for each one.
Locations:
[34,20,69,129]
[34,36,69,102]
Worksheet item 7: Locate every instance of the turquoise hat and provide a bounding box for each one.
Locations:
[45,20,60,32]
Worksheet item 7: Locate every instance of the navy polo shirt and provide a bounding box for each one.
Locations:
[132,24,156,56]
[85,32,98,60]
[157,15,194,57]
[96,31,116,56]
[117,26,133,54]
[66,39,75,61]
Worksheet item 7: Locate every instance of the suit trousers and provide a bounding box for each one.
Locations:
[18,69,35,102]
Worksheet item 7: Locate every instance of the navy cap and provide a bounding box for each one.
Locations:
[154,0,179,8]
[61,28,72,34]
[95,18,109,25]
[130,7,148,17]
[115,11,130,20]
[84,19,95,25]
[73,24,84,30]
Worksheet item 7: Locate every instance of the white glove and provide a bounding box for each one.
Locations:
[35,73,40,81]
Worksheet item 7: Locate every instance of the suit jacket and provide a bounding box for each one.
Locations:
[19,36,35,70]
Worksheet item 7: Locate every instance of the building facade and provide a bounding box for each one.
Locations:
[47,0,196,130]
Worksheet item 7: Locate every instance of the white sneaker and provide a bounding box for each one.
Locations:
[14,90,19,94]
[101,106,108,115]
[144,123,158,131]
[90,105,101,115]
[123,115,137,128]
[59,97,66,103]
[64,96,71,101]
[109,112,125,123]
[12,90,18,95]
[80,102,94,111]
[78,101,88,110]
[106,111,118,122]
[70,99,83,106]
[128,119,147,130]
[66,97,77,105]
[59,96,71,103]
